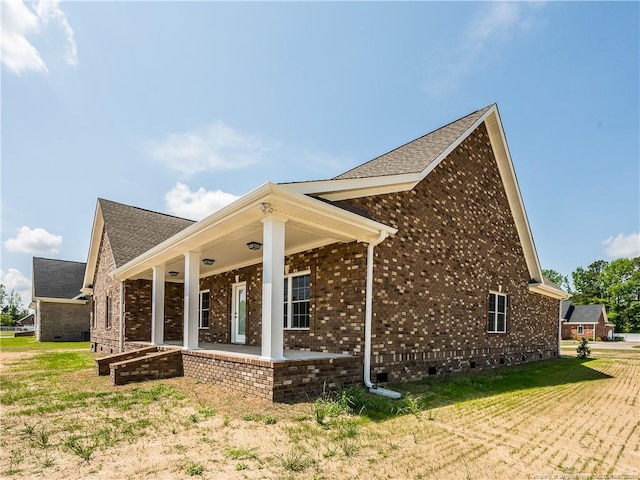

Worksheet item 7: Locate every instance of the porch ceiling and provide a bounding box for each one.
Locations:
[113,182,396,282]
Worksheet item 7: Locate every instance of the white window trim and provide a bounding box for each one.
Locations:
[577,325,584,335]
[488,291,507,334]
[284,270,311,330]
[199,289,210,330]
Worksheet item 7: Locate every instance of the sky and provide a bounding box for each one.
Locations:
[1,0,639,308]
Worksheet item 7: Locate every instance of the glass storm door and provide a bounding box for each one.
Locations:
[232,283,246,344]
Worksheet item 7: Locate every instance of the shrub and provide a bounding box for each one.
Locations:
[577,338,591,359]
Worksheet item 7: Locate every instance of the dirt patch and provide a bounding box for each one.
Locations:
[1,347,639,479]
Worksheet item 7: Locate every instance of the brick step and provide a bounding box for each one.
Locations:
[95,346,158,376]
[109,349,184,385]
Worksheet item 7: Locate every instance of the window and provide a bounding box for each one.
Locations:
[284,272,310,329]
[199,290,210,329]
[488,292,507,333]
[92,300,97,328]
[577,325,584,335]
[105,295,112,329]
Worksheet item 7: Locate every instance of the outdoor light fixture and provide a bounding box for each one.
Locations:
[202,258,215,265]
[168,271,179,277]
[246,241,262,251]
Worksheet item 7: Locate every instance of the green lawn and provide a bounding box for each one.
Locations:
[0,336,90,352]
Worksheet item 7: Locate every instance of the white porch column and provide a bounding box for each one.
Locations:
[151,266,165,345]
[183,251,200,350]
[260,215,287,360]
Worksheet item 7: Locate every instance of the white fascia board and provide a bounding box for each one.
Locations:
[285,174,421,200]
[528,283,570,300]
[112,182,396,281]
[484,107,545,284]
[34,297,88,305]
[82,201,104,290]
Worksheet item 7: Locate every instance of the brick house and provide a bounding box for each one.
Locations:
[31,257,91,342]
[561,301,614,341]
[86,104,568,401]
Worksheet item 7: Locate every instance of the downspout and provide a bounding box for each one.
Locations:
[364,231,402,399]
[119,280,124,353]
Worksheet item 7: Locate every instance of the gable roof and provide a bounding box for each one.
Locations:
[99,199,195,268]
[285,104,568,300]
[82,199,194,290]
[335,105,493,180]
[562,301,612,325]
[33,257,87,300]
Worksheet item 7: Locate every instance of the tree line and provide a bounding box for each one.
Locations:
[543,257,640,333]
[0,285,30,326]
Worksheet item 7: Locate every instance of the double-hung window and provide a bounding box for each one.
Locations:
[488,292,507,333]
[577,325,584,335]
[199,290,210,329]
[284,271,310,329]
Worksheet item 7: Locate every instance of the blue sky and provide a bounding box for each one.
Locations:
[2,1,638,306]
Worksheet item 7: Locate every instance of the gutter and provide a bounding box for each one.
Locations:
[363,231,401,399]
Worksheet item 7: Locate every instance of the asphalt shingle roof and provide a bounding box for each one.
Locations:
[98,199,195,268]
[33,257,87,299]
[561,301,605,323]
[334,105,493,180]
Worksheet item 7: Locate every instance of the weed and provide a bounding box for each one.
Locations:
[264,415,277,425]
[222,417,230,427]
[185,462,205,476]
[35,426,50,448]
[41,456,55,468]
[189,413,199,423]
[340,439,359,457]
[197,405,215,418]
[22,422,36,436]
[279,448,315,472]
[65,436,98,462]
[236,461,249,470]
[226,447,258,460]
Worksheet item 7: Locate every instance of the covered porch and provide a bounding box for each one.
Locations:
[113,182,396,367]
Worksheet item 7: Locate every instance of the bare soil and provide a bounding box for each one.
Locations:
[1,346,638,480]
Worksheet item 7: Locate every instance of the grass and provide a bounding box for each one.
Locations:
[1,341,638,479]
[0,336,90,352]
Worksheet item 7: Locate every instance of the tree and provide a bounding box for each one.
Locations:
[542,269,571,292]
[0,284,29,326]
[570,257,640,333]
[571,260,608,305]
[576,338,591,359]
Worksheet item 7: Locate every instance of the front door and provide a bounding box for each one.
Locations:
[231,282,247,344]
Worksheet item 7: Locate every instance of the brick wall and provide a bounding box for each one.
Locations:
[346,122,561,381]
[36,300,91,342]
[110,349,184,385]
[182,350,361,402]
[90,231,121,354]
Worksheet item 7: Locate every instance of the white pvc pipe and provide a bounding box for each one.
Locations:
[364,231,401,400]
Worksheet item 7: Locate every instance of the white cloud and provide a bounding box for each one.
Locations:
[165,183,240,220]
[1,0,77,74]
[0,268,32,306]
[602,233,640,258]
[144,121,270,177]
[424,2,542,96]
[4,226,63,254]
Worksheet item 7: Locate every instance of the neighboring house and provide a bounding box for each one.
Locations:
[32,257,91,342]
[561,301,614,341]
[85,104,568,402]
[15,313,35,328]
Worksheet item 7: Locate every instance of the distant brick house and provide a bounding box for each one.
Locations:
[85,104,568,401]
[561,301,614,341]
[31,257,91,342]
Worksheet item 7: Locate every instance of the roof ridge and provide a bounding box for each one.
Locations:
[334,104,494,180]
[98,197,196,223]
[33,257,86,265]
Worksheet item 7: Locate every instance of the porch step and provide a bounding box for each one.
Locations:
[95,346,159,376]
[109,349,184,385]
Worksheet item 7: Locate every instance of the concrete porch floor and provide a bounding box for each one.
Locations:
[129,340,354,362]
